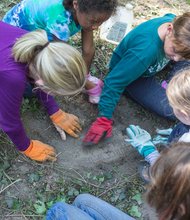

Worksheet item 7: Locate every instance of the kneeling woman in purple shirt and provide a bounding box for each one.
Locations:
[0,21,86,162]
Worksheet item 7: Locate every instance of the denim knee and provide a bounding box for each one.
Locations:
[168,122,190,143]
[168,60,190,79]
[46,202,68,220]
[73,193,93,208]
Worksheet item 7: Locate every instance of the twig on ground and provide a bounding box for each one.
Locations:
[97,180,122,197]
[21,212,28,220]
[69,168,87,183]
[3,171,19,191]
[98,172,139,197]
[0,179,22,194]
[4,214,43,217]
[69,176,103,189]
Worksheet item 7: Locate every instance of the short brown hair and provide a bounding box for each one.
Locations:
[146,142,190,220]
[172,12,190,60]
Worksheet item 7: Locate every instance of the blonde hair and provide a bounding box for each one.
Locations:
[166,69,190,114]
[12,29,87,96]
[146,142,190,220]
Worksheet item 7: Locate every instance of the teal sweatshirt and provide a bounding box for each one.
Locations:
[98,13,176,119]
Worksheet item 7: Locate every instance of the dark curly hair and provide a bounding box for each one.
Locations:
[63,0,117,14]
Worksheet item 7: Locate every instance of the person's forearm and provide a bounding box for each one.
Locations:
[0,94,31,151]
[98,51,148,118]
[81,29,95,73]
[35,89,59,116]
[2,123,30,151]
[82,47,95,72]
[98,80,124,119]
[83,49,96,90]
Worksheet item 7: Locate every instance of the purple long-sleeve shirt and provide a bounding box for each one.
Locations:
[0,21,59,151]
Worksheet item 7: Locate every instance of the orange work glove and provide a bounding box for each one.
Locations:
[22,140,56,162]
[50,109,82,138]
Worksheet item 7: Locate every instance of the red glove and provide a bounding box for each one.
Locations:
[83,117,113,145]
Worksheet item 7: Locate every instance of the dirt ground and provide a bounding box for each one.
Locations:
[22,95,173,220]
[22,0,190,175]
[1,0,190,219]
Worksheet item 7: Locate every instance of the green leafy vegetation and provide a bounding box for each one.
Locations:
[21,98,41,114]
[1,0,189,219]
[0,146,144,219]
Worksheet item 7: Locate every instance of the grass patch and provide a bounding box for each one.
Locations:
[0,151,144,219]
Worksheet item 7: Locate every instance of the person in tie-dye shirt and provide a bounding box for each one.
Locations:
[3,0,118,104]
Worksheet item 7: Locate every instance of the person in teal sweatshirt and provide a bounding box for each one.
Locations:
[83,13,190,145]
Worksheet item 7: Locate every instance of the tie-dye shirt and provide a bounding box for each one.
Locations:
[3,0,81,41]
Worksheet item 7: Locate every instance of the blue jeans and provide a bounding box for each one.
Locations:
[124,61,190,121]
[24,82,34,98]
[168,122,190,143]
[46,194,135,220]
[125,75,174,120]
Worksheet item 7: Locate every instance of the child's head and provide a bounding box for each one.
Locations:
[164,12,190,62]
[166,69,190,125]
[12,29,87,96]
[146,142,190,220]
[63,0,117,31]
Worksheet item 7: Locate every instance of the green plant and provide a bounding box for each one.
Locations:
[21,98,40,114]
